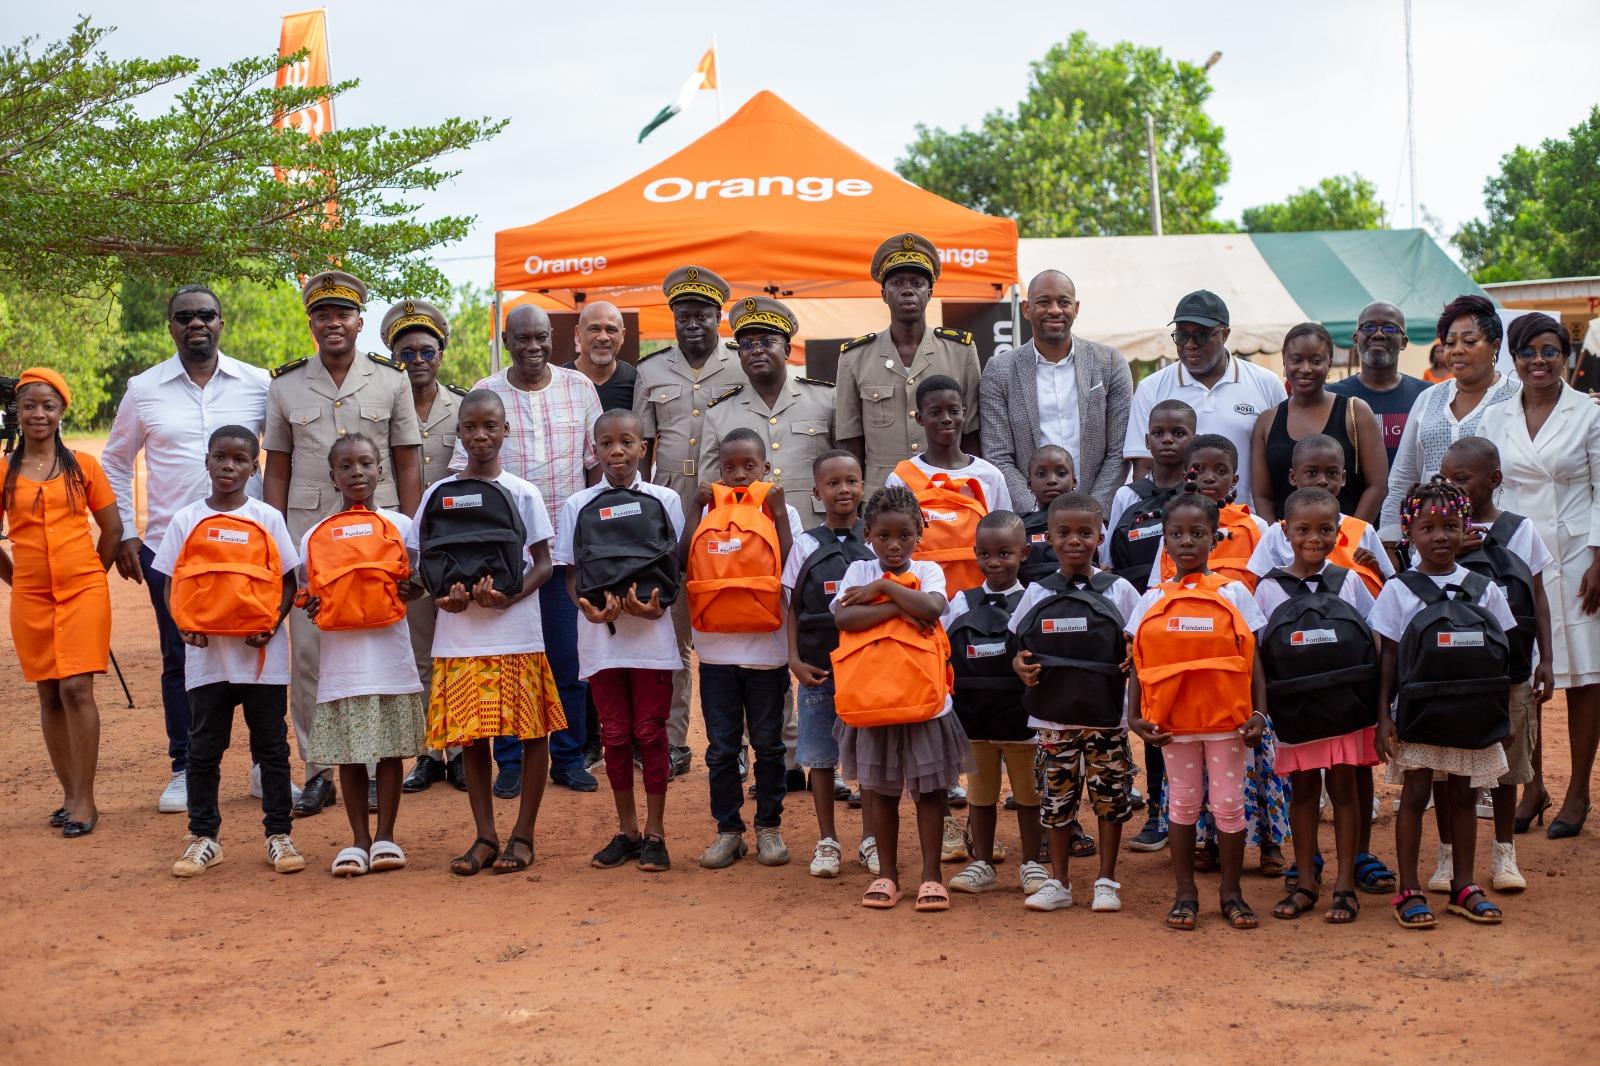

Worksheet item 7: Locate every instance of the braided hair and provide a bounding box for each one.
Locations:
[863,485,922,533]
[1396,476,1473,557]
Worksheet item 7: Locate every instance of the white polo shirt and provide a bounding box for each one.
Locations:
[1122,354,1285,509]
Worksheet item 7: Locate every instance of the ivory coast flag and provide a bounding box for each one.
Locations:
[638,44,718,143]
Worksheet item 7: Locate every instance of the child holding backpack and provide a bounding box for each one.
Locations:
[1374,476,1519,928]
[783,449,870,878]
[832,486,970,911]
[557,409,685,874]
[153,425,305,877]
[1129,491,1270,931]
[1011,493,1143,912]
[682,427,801,870]
[406,389,563,876]
[1254,488,1381,924]
[296,433,427,876]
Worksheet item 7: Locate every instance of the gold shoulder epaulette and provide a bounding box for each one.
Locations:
[444,383,468,397]
[839,332,877,352]
[724,339,739,351]
[796,377,836,388]
[935,326,974,346]
[706,384,745,408]
[271,358,307,379]
[367,352,406,371]
[636,345,669,365]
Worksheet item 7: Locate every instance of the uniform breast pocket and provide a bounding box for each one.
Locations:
[649,384,683,413]
[289,406,324,431]
[359,403,393,438]
[857,385,896,430]
[789,418,830,445]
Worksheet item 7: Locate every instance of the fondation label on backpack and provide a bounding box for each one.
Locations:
[303,506,409,631]
[1133,573,1254,735]
[1394,571,1511,749]
[574,485,679,610]
[171,513,283,636]
[1015,571,1128,728]
[1258,566,1378,745]
[947,587,1028,741]
[418,477,526,598]
[792,523,874,670]
[1109,479,1177,593]
[686,481,783,633]
[892,459,987,594]
[831,569,952,727]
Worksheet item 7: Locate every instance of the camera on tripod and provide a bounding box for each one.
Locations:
[0,375,19,454]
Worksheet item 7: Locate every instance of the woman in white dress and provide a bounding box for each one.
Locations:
[1483,312,1600,840]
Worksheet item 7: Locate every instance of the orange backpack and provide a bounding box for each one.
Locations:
[1132,572,1256,736]
[1330,514,1385,597]
[892,459,988,594]
[302,506,410,631]
[831,569,953,727]
[1160,503,1262,590]
[686,481,784,633]
[170,512,283,637]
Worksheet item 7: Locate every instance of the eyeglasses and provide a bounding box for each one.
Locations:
[1357,322,1404,337]
[172,309,219,324]
[736,335,785,353]
[395,346,440,364]
[1513,345,1564,362]
[1171,327,1221,348]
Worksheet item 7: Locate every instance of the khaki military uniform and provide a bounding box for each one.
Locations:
[407,383,465,694]
[833,327,981,496]
[264,352,422,778]
[699,373,836,516]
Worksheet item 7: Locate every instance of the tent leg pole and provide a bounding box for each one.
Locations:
[490,290,502,374]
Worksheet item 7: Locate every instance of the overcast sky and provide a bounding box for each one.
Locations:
[6,0,1596,316]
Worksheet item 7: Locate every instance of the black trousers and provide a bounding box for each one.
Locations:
[186,682,293,840]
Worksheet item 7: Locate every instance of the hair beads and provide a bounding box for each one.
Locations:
[1396,475,1473,555]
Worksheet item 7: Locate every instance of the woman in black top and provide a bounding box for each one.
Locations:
[1249,322,1388,523]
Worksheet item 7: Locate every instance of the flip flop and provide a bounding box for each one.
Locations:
[861,878,902,909]
[368,840,406,872]
[331,846,369,877]
[914,881,950,912]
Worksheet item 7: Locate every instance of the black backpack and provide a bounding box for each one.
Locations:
[1108,478,1178,593]
[572,485,679,612]
[1014,570,1128,729]
[1258,566,1379,745]
[1457,512,1538,684]
[791,524,875,670]
[1394,571,1511,750]
[1019,510,1057,586]
[418,477,526,598]
[946,587,1029,741]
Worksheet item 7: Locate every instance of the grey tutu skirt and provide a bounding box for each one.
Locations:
[834,713,974,796]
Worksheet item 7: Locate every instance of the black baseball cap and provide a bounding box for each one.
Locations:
[1171,290,1230,328]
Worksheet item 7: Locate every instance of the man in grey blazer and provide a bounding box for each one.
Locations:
[980,270,1133,512]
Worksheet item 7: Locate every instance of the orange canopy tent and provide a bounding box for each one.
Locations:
[493,91,1018,338]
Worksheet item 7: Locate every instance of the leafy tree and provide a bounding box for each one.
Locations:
[0,19,506,300]
[896,32,1230,237]
[1241,174,1386,233]
[1455,107,1600,283]
[0,283,122,430]
[439,284,494,389]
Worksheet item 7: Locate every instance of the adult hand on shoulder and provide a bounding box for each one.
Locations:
[437,582,471,614]
[114,537,144,582]
[1013,649,1041,686]
[470,574,510,610]
[622,584,664,620]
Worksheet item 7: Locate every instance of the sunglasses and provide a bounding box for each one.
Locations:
[1513,345,1564,362]
[736,335,785,353]
[172,309,219,325]
[1357,322,1404,337]
[394,347,440,364]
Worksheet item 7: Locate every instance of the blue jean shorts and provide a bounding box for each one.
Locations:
[796,677,839,769]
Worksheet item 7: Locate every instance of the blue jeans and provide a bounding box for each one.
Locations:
[795,678,840,769]
[700,663,789,833]
[539,565,589,775]
[140,544,191,772]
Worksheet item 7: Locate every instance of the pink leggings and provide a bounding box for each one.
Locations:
[1163,738,1248,833]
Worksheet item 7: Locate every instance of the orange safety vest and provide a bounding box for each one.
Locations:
[892,459,988,594]
[301,506,410,631]
[686,481,784,633]
[1132,572,1256,736]
[1329,514,1385,597]
[170,512,283,637]
[832,569,953,727]
[1160,503,1262,590]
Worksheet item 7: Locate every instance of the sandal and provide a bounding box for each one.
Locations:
[1353,852,1397,894]
[914,881,950,912]
[1165,897,1199,931]
[450,836,500,876]
[1221,895,1259,930]
[1325,890,1360,924]
[1391,888,1437,930]
[1258,848,1287,878]
[1445,882,1502,924]
[493,835,535,874]
[368,840,406,872]
[1272,884,1319,920]
[1066,822,1097,858]
[1284,853,1324,889]
[331,846,370,877]
[861,877,902,909]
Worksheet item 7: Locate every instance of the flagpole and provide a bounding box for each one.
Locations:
[713,36,724,121]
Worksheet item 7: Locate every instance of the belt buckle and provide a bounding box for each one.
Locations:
[680,459,697,477]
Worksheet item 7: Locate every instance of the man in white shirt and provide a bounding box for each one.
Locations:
[102,285,271,814]
[1122,291,1284,509]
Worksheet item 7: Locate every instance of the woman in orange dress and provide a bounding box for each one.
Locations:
[0,368,121,837]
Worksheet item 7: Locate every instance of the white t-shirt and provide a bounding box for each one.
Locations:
[297,508,422,703]
[1247,514,1396,580]
[405,471,554,658]
[1405,516,1553,578]
[553,476,686,681]
[1367,565,1517,644]
[830,557,951,717]
[1122,355,1285,508]
[1008,570,1142,730]
[1146,509,1272,589]
[1252,560,1378,621]
[150,497,299,690]
[691,502,806,669]
[940,579,1024,632]
[885,453,1014,513]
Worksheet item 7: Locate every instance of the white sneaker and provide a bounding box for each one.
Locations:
[950,860,998,893]
[1019,860,1050,895]
[1427,844,1454,892]
[158,771,187,813]
[809,837,843,878]
[941,816,967,862]
[1491,841,1527,892]
[1025,878,1074,911]
[172,836,222,878]
[857,837,880,876]
[1091,877,1123,912]
[248,764,303,803]
[266,833,306,874]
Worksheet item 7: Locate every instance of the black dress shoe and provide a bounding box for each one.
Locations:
[493,764,523,799]
[403,755,445,793]
[293,775,336,817]
[669,746,692,778]
[785,768,806,794]
[49,806,69,828]
[551,766,599,793]
[62,812,98,838]
[446,755,468,791]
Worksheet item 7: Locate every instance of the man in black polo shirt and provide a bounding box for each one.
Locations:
[564,300,637,412]
[1329,301,1428,493]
